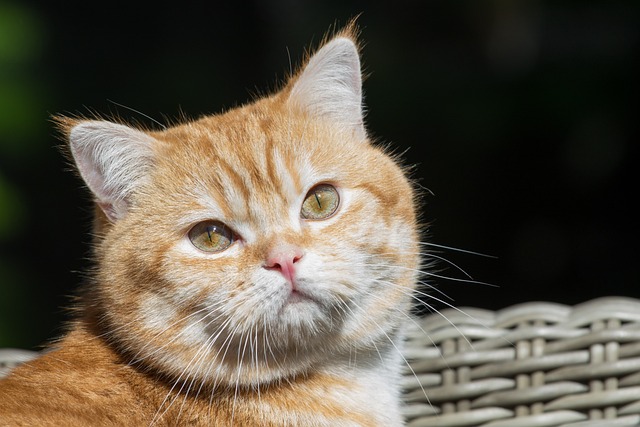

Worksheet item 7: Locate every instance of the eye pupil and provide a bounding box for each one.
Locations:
[301,184,339,220]
[189,221,234,253]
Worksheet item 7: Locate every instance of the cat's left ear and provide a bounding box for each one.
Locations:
[288,36,366,140]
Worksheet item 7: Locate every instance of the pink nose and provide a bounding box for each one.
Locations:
[264,245,304,285]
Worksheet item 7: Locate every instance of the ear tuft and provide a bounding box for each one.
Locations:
[288,36,365,139]
[66,120,157,222]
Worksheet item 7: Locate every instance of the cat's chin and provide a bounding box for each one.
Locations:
[117,285,386,390]
[145,330,342,389]
[276,298,328,333]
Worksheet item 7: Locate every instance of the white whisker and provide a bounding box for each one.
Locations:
[343,298,436,413]
[419,241,497,258]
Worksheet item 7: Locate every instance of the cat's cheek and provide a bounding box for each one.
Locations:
[138,293,179,331]
[159,241,247,312]
[293,253,348,299]
[137,294,209,349]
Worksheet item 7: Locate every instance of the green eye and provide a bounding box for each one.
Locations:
[188,221,235,253]
[301,184,340,220]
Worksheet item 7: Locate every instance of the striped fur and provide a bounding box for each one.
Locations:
[0,25,420,426]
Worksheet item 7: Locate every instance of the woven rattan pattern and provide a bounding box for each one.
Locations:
[2,297,640,426]
[401,297,640,426]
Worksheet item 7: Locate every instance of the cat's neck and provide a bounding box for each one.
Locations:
[1,320,404,426]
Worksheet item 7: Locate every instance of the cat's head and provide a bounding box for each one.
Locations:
[59,28,420,388]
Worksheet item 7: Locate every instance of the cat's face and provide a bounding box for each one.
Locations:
[64,34,419,388]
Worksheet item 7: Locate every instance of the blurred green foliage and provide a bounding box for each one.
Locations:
[0,1,47,347]
[0,1,44,143]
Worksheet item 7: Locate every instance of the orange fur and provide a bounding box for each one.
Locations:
[1,24,420,426]
[1,327,378,426]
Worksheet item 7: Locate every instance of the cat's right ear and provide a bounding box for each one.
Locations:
[57,118,157,222]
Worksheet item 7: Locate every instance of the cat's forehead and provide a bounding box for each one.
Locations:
[158,102,360,183]
[151,104,363,230]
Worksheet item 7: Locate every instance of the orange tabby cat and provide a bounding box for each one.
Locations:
[0,25,420,426]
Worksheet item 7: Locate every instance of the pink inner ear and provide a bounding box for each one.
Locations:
[77,156,124,222]
[74,155,120,222]
[97,201,121,223]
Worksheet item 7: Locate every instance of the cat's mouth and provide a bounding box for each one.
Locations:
[280,287,324,313]
[281,277,322,306]
[287,289,313,304]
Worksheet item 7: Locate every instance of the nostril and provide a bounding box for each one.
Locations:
[264,245,304,284]
[265,261,283,271]
[264,255,301,271]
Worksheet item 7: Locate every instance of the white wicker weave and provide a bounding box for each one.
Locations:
[402,296,640,427]
[0,348,38,379]
[2,297,640,426]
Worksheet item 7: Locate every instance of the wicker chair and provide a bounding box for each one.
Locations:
[402,296,640,426]
[2,296,640,426]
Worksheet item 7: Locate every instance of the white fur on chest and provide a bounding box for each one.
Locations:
[284,344,406,427]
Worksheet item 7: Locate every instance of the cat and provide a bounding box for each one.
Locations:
[0,23,421,426]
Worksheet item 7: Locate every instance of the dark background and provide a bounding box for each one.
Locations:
[0,1,638,349]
